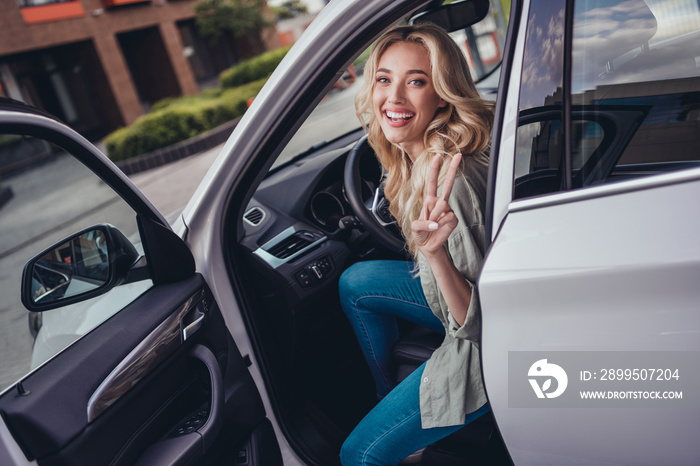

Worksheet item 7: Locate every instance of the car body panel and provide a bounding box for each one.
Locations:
[489,0,529,241]
[480,170,700,464]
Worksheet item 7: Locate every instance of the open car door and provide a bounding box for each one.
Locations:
[0,99,282,466]
[479,0,700,464]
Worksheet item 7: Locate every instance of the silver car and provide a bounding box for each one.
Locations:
[0,0,699,465]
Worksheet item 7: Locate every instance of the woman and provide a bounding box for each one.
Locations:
[339,23,493,465]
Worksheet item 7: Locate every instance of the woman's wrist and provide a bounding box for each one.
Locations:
[420,244,449,263]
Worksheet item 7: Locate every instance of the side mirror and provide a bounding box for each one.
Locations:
[21,224,141,312]
[410,0,490,32]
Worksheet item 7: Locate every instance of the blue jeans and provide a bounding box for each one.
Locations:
[339,260,444,398]
[339,362,490,465]
[338,261,488,465]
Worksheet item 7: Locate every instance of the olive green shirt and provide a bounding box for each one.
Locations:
[417,154,488,429]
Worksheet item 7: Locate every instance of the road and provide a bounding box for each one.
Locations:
[0,79,361,392]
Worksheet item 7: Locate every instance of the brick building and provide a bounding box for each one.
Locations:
[0,0,279,141]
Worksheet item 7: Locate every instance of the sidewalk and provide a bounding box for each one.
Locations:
[129,142,223,223]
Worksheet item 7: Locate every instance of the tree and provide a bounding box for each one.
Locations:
[272,0,309,21]
[194,0,271,41]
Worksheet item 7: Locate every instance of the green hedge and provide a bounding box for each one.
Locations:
[150,87,224,113]
[105,79,266,162]
[105,46,293,162]
[220,45,291,88]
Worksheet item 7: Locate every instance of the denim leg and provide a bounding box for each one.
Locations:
[340,362,489,466]
[339,261,444,398]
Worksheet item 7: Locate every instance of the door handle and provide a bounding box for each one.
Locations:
[181,297,206,342]
[134,344,223,466]
[189,344,223,451]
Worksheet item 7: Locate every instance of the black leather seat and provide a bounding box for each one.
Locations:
[392,327,512,465]
[393,326,444,384]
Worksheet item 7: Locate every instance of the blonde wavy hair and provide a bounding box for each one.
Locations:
[356,23,494,258]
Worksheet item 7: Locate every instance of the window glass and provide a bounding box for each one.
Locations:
[515,119,562,179]
[571,120,604,169]
[514,0,567,199]
[515,118,564,199]
[448,1,508,83]
[518,0,566,110]
[572,0,700,182]
[514,0,700,201]
[0,135,151,392]
[515,116,606,199]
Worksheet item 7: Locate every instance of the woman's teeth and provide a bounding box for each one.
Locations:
[385,111,414,121]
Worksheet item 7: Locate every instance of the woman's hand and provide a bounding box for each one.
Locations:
[411,153,461,257]
[412,153,472,327]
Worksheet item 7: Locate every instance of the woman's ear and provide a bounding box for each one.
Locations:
[439,99,448,109]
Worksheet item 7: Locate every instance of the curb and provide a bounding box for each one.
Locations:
[115,117,241,176]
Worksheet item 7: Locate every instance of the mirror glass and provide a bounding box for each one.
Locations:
[30,229,109,305]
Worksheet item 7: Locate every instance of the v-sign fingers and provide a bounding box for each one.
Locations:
[428,198,452,223]
[440,153,462,202]
[420,199,430,220]
[426,153,441,199]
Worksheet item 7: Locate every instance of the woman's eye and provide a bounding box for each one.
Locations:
[377,77,389,84]
[409,79,426,86]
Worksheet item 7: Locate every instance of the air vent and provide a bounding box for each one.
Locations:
[244,207,265,226]
[265,231,318,259]
[254,227,327,267]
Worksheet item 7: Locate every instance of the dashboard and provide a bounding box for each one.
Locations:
[239,133,385,307]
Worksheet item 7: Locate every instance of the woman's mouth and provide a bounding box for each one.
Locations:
[384,110,414,122]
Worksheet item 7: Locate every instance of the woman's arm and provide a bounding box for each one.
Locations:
[421,247,471,326]
[412,153,472,327]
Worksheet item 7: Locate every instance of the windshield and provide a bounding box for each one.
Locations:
[274,75,363,168]
[272,1,509,169]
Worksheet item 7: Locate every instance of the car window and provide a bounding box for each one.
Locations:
[513,0,566,199]
[572,0,700,180]
[272,2,509,170]
[515,117,609,199]
[274,72,363,169]
[0,134,152,393]
[514,0,700,201]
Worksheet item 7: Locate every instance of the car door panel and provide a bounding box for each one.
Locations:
[480,173,700,464]
[3,269,271,466]
[0,103,276,466]
[2,275,219,463]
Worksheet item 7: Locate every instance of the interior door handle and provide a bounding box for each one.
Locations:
[134,345,223,466]
[181,299,206,342]
[189,344,223,451]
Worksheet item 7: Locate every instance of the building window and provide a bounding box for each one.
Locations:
[18,0,75,6]
[102,0,151,8]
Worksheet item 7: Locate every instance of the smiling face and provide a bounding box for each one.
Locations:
[372,41,446,161]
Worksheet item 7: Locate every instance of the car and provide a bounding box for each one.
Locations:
[0,0,699,465]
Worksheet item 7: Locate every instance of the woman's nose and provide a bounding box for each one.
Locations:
[387,84,405,104]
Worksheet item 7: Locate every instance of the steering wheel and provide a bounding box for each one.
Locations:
[343,136,406,253]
